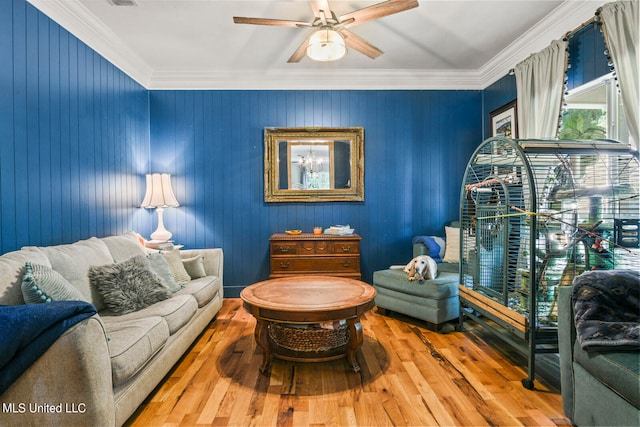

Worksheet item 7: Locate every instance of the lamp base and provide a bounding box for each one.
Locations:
[150,230,172,242]
[150,207,173,242]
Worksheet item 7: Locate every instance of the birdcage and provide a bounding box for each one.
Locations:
[458,136,639,389]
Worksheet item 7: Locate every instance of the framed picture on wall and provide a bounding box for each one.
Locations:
[490,99,518,138]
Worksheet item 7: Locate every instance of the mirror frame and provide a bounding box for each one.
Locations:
[264,127,364,202]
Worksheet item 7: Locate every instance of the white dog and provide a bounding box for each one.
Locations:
[403,255,438,282]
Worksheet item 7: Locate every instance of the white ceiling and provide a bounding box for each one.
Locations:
[27,0,605,90]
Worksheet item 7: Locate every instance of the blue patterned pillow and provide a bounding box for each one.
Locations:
[22,262,88,304]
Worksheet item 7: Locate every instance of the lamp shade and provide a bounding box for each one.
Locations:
[140,173,179,208]
[306,27,346,62]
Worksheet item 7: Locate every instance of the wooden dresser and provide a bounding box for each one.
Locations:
[269,233,361,279]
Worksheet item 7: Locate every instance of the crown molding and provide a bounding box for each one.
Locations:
[28,0,604,91]
[147,69,484,90]
[479,0,604,88]
[27,0,153,87]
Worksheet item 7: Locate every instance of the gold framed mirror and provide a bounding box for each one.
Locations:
[264,127,364,202]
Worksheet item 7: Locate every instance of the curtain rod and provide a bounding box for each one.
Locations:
[562,7,603,41]
[508,6,603,75]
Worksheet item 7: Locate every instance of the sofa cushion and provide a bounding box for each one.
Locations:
[101,294,197,335]
[100,231,147,263]
[0,248,52,306]
[573,340,640,408]
[33,238,114,311]
[373,269,459,299]
[182,255,206,279]
[103,316,169,387]
[89,256,172,315]
[21,262,89,304]
[176,276,221,307]
[162,250,192,285]
[146,253,182,292]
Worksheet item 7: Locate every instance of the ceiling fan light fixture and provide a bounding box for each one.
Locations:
[306,27,346,62]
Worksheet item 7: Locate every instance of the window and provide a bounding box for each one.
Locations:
[560,73,637,227]
[560,73,629,142]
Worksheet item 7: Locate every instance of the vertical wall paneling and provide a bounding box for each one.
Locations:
[12,0,29,248]
[0,0,149,253]
[150,90,482,296]
[1,0,16,251]
[482,74,518,140]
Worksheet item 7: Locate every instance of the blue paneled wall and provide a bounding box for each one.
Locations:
[482,74,517,140]
[0,0,149,253]
[149,90,481,295]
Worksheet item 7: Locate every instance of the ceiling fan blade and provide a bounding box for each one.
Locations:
[310,0,332,19]
[341,30,383,59]
[287,33,315,63]
[233,17,310,28]
[339,0,419,28]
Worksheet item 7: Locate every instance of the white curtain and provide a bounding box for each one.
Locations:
[600,1,639,152]
[515,39,568,139]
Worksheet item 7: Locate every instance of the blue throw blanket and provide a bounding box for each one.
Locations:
[0,301,97,394]
[412,236,444,263]
[572,269,640,351]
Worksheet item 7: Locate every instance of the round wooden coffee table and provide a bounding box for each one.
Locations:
[240,275,376,374]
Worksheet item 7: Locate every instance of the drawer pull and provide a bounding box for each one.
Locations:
[341,260,352,267]
[340,245,351,252]
[278,247,291,253]
[279,261,291,269]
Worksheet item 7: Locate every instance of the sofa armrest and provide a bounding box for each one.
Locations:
[557,285,577,419]
[0,316,115,427]
[180,248,223,281]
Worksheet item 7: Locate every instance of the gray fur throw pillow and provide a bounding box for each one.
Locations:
[89,255,172,315]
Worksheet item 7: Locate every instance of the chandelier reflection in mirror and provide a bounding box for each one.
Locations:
[297,146,326,189]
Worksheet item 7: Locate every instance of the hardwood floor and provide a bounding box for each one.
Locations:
[126,299,571,427]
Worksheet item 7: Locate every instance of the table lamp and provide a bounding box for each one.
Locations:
[140,173,179,241]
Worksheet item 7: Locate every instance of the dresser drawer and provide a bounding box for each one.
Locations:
[332,240,360,254]
[271,241,299,255]
[271,240,360,255]
[298,240,359,254]
[300,240,329,254]
[271,256,360,274]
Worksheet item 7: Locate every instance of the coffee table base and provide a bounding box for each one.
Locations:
[254,317,364,374]
[241,275,376,375]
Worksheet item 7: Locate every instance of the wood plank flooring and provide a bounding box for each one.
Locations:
[126,299,571,427]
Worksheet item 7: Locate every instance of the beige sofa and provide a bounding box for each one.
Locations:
[0,232,223,426]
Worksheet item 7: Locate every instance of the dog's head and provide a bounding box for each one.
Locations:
[413,256,432,281]
[404,255,438,282]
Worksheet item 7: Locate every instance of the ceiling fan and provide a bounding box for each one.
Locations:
[233,0,419,62]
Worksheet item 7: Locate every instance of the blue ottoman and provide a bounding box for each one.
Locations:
[372,265,459,332]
